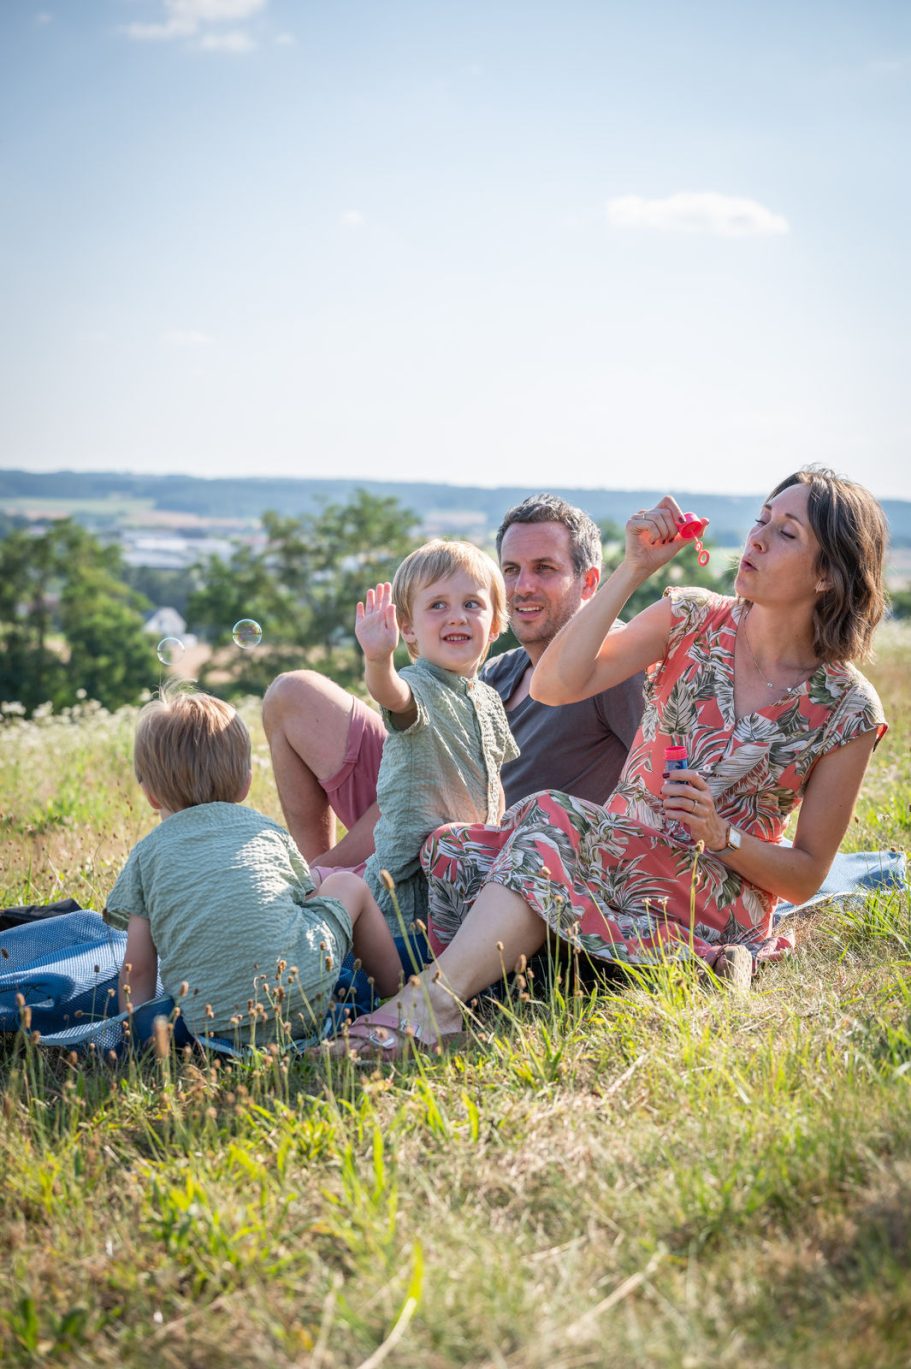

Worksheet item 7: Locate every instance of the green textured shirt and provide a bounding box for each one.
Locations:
[364,658,520,932]
[106,803,351,1043]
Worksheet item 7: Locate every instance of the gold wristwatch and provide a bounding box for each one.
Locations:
[720,823,743,853]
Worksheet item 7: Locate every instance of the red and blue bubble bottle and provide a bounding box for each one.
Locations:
[664,744,689,774]
[675,513,710,566]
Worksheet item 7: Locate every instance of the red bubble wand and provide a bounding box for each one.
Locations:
[676,513,711,567]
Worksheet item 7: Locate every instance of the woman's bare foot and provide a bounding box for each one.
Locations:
[319,967,467,1060]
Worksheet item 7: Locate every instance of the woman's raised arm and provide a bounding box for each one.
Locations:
[531,496,692,705]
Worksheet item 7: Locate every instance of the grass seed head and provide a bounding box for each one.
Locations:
[152,1016,170,1060]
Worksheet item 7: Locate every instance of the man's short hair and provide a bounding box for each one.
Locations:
[134,684,251,812]
[495,494,602,575]
[392,538,508,659]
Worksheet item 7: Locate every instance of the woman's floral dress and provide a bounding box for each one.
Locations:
[422,588,887,967]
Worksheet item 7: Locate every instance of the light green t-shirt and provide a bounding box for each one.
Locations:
[106,803,351,1043]
[364,658,520,931]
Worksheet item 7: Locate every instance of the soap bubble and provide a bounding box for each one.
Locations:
[157,637,185,667]
[232,619,263,650]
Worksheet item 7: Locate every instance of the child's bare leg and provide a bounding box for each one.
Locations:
[319,872,402,999]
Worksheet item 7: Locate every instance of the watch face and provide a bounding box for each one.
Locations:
[729,826,742,850]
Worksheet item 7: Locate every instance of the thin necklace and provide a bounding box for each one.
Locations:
[742,610,812,698]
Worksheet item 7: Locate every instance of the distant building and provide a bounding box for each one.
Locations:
[122,532,240,570]
[143,607,197,648]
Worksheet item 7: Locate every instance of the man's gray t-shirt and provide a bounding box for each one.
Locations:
[480,648,645,808]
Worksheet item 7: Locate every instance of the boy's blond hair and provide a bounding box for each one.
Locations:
[392,539,508,660]
[134,685,252,812]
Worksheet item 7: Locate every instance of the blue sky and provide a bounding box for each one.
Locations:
[1,0,909,497]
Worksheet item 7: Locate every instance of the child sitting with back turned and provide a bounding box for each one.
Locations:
[354,539,519,934]
[107,686,401,1044]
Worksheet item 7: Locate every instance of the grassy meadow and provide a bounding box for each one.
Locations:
[1,628,910,1367]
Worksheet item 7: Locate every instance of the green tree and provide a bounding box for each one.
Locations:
[188,490,420,695]
[0,521,157,714]
[121,564,202,620]
[890,587,911,619]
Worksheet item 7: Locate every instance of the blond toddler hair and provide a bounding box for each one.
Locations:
[134,685,252,812]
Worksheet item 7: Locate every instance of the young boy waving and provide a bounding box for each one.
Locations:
[353,540,519,934]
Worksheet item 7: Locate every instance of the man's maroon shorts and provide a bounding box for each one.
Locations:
[310,696,386,884]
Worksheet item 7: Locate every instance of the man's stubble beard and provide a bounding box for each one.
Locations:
[508,590,583,650]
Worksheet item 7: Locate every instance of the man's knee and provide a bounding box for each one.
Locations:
[263,669,359,784]
[263,669,332,735]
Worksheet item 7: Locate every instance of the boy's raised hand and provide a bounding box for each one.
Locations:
[356,582,416,719]
[355,582,399,662]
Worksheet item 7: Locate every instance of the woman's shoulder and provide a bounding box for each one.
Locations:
[813,659,887,724]
[662,585,736,642]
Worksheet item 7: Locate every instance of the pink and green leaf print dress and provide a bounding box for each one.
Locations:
[422,588,887,968]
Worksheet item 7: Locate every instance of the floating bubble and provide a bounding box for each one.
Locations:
[157,636,185,667]
[232,618,263,650]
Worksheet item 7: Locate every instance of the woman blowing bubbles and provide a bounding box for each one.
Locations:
[327,468,888,1058]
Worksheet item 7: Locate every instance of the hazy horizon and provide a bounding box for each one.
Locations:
[5,465,911,514]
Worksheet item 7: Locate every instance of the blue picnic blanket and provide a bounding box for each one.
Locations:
[773,848,907,920]
[0,908,428,1056]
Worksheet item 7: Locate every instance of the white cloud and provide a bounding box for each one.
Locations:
[340,210,365,229]
[124,17,196,41]
[124,0,265,43]
[35,12,53,25]
[167,0,264,22]
[198,29,255,52]
[161,329,214,347]
[274,32,296,46]
[864,56,906,76]
[605,192,789,238]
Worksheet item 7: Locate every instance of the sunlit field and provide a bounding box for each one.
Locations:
[1,627,909,1367]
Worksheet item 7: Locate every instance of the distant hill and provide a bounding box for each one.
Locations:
[1,468,909,546]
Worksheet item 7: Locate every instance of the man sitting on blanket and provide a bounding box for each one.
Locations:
[263,494,645,882]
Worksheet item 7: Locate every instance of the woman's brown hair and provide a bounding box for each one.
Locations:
[768,466,888,664]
